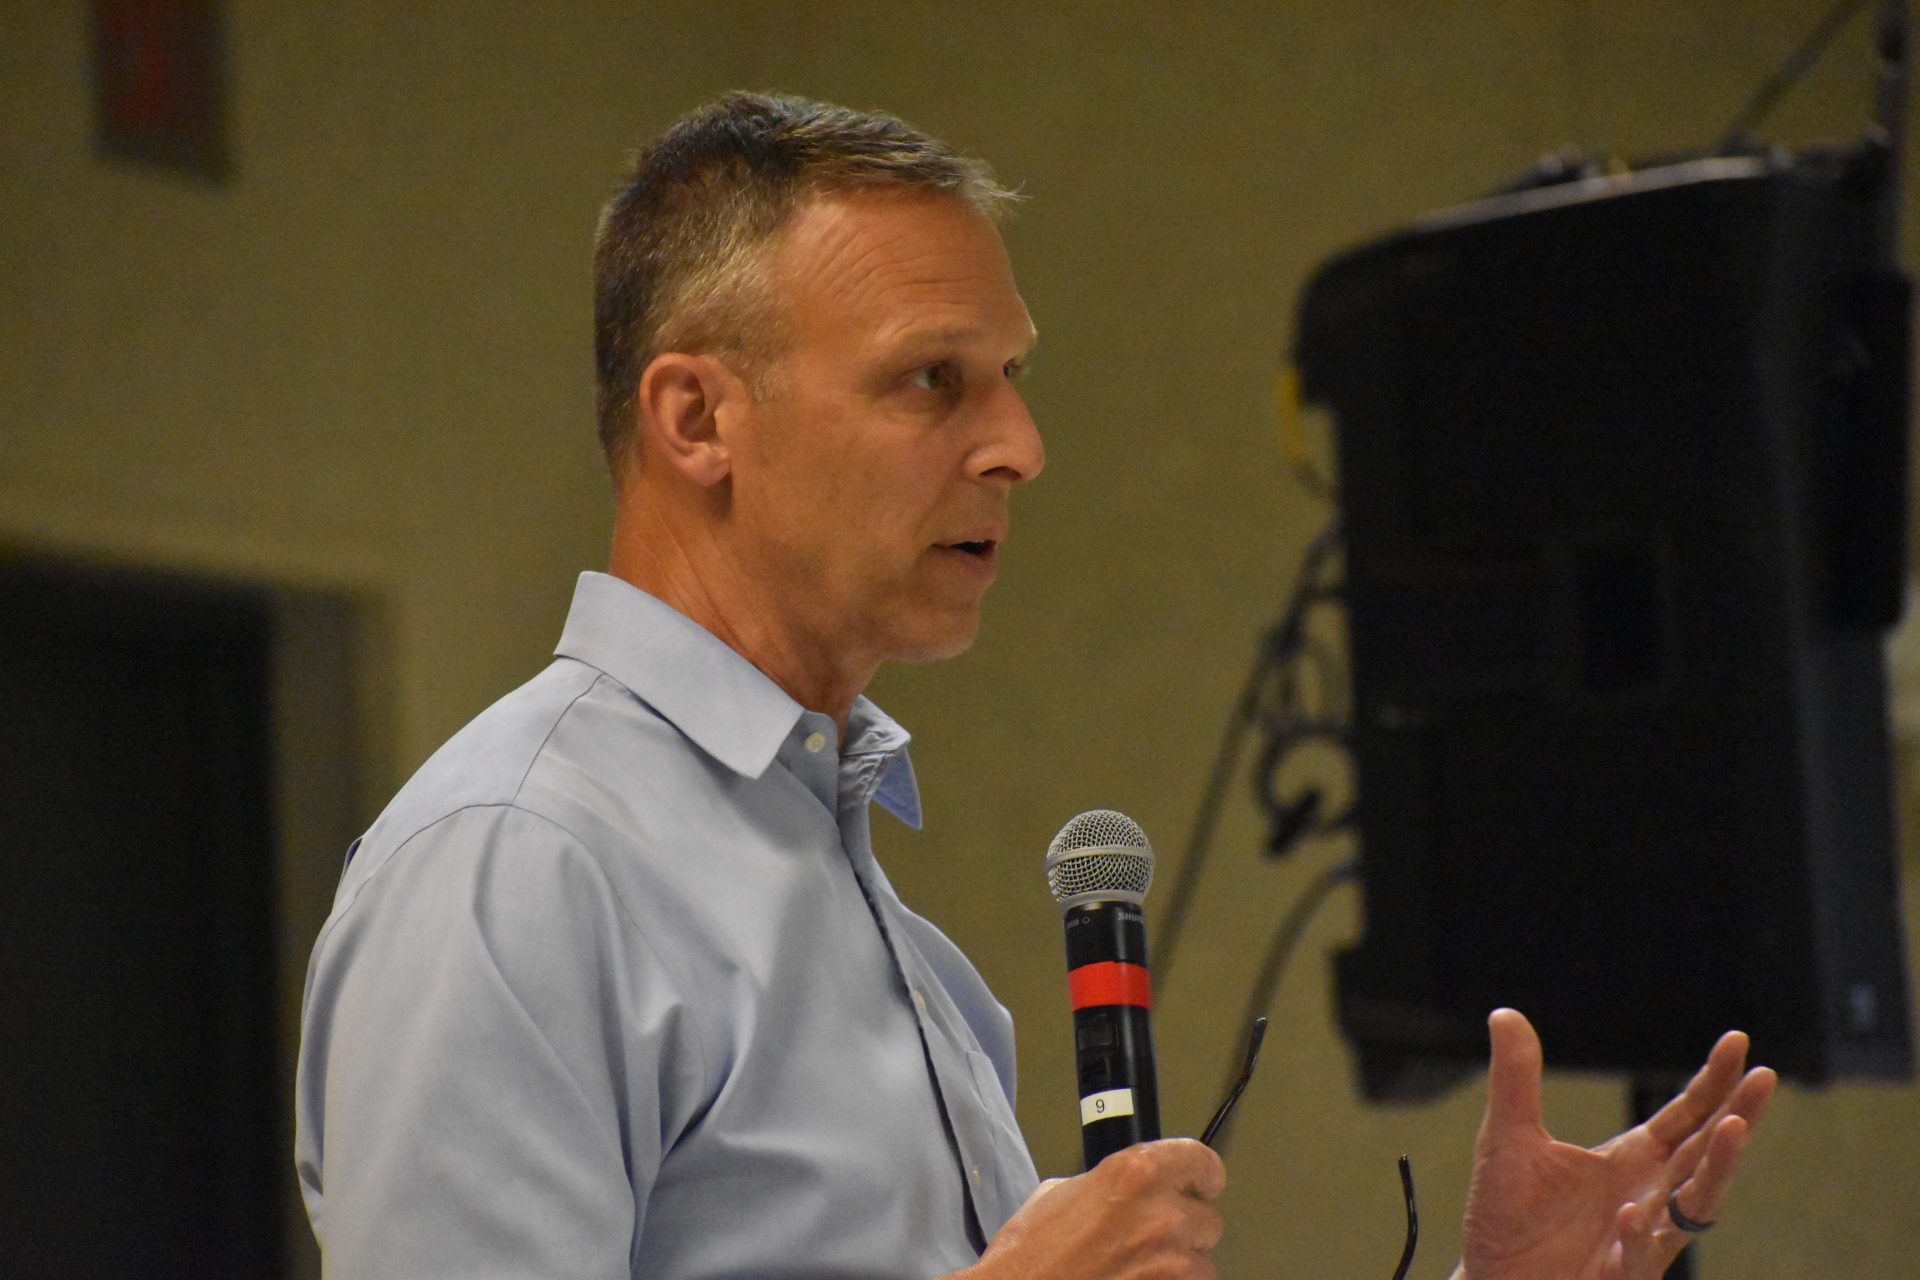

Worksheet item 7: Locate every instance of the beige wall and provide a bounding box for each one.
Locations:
[5,2,1917,1276]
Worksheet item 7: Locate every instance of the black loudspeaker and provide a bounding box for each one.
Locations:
[1294,152,1916,1099]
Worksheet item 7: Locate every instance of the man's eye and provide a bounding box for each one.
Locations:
[909,363,954,393]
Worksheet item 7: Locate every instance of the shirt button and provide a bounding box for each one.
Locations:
[970,1165,983,1188]
[804,731,826,753]
[911,988,927,1014]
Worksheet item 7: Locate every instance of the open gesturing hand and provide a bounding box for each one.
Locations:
[1455,1008,1776,1280]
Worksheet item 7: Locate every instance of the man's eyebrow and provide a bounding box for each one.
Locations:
[886,324,1040,359]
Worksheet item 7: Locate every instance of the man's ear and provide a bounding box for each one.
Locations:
[635,352,748,487]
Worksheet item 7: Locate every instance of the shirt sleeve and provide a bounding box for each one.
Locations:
[296,804,707,1280]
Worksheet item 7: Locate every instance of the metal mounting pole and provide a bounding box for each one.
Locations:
[1869,0,1908,262]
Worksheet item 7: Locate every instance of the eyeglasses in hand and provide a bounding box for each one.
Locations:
[1199,1016,1419,1280]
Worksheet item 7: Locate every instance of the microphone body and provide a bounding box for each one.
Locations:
[1066,899,1160,1168]
[1047,809,1161,1171]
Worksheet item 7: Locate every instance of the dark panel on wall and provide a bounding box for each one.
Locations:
[0,559,282,1277]
[92,0,231,181]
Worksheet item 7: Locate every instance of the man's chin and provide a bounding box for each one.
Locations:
[885,613,983,664]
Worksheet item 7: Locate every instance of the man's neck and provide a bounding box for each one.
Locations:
[607,502,874,738]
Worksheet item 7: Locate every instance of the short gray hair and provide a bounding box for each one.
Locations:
[592,91,1019,482]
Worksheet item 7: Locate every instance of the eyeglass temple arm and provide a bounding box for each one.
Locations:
[1199,1016,1267,1148]
[1193,1016,1419,1280]
[1390,1154,1419,1280]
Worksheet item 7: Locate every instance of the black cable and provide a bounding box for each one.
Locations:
[1212,854,1361,1138]
[1252,589,1354,859]
[1155,521,1343,987]
[1255,723,1353,851]
[1152,638,1273,990]
[1289,452,1339,502]
[1286,638,1352,723]
[1715,0,1876,153]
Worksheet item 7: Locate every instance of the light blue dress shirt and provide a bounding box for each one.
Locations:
[296,571,1040,1278]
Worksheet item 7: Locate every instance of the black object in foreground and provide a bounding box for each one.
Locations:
[1200,1016,1267,1149]
[1300,141,1916,1097]
[1390,1155,1418,1280]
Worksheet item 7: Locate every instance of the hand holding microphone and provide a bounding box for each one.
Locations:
[1046,809,1162,1170]
[972,1139,1226,1280]
[962,810,1228,1280]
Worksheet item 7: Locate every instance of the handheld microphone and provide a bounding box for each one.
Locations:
[1046,809,1160,1171]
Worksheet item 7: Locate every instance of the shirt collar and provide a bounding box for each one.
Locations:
[553,573,923,828]
[554,572,803,779]
[847,696,922,830]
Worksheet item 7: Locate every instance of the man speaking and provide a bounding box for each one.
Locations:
[295,92,1773,1279]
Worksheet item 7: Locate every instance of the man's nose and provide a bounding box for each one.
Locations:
[973,386,1045,486]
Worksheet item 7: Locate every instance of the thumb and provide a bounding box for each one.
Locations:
[1481,1008,1546,1139]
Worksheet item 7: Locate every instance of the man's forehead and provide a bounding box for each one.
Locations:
[774,190,1029,340]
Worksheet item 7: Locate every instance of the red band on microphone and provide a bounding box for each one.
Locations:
[1068,961,1152,1010]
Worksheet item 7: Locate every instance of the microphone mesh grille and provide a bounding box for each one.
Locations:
[1045,809,1153,906]
[1049,809,1149,856]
